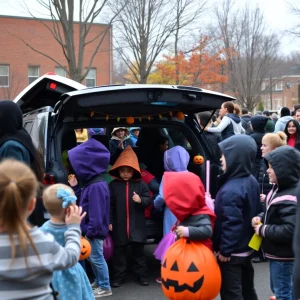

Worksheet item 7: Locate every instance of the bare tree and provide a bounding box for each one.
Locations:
[112,0,182,84]
[11,0,126,82]
[173,0,206,84]
[214,0,280,111]
[287,1,300,37]
[112,59,128,84]
[2,71,25,100]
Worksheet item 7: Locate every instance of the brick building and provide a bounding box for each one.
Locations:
[261,70,300,111]
[0,15,112,100]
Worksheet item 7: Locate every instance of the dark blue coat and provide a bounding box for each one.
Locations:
[213,135,261,257]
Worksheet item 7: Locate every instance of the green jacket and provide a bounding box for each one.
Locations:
[265,118,275,133]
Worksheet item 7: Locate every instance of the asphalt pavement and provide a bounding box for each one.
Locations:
[107,244,272,300]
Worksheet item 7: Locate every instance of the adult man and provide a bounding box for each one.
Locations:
[274,107,293,132]
[263,110,275,133]
[197,111,222,198]
[197,111,221,161]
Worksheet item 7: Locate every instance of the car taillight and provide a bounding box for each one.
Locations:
[43,173,56,185]
[49,82,57,90]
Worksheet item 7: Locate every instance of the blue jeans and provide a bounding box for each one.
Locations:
[87,238,111,290]
[269,260,294,300]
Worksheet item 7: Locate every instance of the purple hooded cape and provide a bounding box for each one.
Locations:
[68,138,110,239]
[154,145,190,235]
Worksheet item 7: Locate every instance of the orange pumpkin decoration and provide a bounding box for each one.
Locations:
[161,239,221,300]
[126,116,135,124]
[80,237,91,260]
[176,112,185,120]
[193,155,204,165]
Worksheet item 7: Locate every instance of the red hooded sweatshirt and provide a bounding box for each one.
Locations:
[163,171,216,250]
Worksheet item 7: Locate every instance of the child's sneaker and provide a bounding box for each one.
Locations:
[91,282,99,290]
[94,288,112,298]
[156,277,162,284]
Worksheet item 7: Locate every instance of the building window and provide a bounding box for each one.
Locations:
[0,65,9,87]
[261,82,266,91]
[86,68,96,87]
[55,66,66,77]
[274,98,282,109]
[275,81,282,91]
[28,66,40,84]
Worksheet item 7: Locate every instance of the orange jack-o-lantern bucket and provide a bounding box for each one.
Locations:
[193,155,204,165]
[80,237,91,260]
[161,238,221,300]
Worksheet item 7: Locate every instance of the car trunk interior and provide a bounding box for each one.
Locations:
[52,120,205,184]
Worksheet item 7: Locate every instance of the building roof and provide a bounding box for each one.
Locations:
[0,14,110,26]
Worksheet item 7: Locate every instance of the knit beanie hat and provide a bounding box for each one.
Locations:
[281,107,290,117]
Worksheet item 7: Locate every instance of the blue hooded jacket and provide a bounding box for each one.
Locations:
[213,135,261,256]
[129,127,141,146]
[154,146,190,235]
[68,138,110,240]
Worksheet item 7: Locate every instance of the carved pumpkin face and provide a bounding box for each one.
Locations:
[79,237,91,260]
[161,238,221,300]
[193,155,204,165]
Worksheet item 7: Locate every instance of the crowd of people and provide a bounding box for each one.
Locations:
[1,99,300,300]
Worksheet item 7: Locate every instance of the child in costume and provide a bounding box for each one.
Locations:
[109,146,152,288]
[68,138,112,298]
[41,184,94,300]
[164,171,215,250]
[153,146,191,284]
[153,146,190,237]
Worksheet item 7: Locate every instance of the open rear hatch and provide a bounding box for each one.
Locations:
[61,84,235,120]
[14,73,86,113]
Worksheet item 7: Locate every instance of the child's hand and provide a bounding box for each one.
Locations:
[68,174,78,187]
[251,216,261,227]
[109,224,113,231]
[65,205,86,225]
[176,226,186,238]
[254,224,262,236]
[118,141,123,149]
[132,191,141,203]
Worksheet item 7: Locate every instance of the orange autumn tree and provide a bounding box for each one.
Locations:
[148,38,228,89]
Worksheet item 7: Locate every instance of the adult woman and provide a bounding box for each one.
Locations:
[206,101,245,140]
[284,119,300,151]
[109,127,134,157]
[0,101,44,226]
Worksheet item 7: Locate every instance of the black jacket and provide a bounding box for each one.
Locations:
[213,135,261,256]
[241,114,252,135]
[257,159,273,197]
[250,116,268,178]
[109,180,152,246]
[179,214,212,241]
[257,146,300,262]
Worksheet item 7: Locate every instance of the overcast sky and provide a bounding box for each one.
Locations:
[1,0,300,54]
